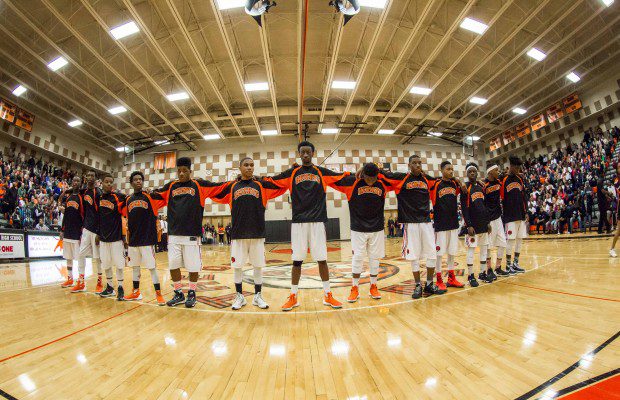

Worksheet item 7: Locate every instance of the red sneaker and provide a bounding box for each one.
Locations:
[60,278,74,288]
[70,281,86,293]
[435,272,447,292]
[447,270,464,288]
[94,276,104,294]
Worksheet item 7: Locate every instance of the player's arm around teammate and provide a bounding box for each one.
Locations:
[121,171,167,305]
[154,157,227,308]
[211,157,287,310]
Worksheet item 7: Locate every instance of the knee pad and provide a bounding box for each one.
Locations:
[369,258,380,275]
[466,247,475,265]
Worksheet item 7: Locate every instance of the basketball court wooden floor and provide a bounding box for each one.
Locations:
[0,237,618,400]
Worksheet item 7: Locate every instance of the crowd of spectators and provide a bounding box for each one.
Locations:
[524,125,620,235]
[0,150,81,231]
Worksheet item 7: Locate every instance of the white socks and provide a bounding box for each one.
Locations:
[322,280,330,295]
[291,284,298,294]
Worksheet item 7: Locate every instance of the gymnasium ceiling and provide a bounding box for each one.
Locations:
[0,0,618,153]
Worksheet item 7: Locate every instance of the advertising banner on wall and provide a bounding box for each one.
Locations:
[27,233,62,258]
[0,232,25,258]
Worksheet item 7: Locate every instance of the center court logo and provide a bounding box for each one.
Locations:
[243,262,400,289]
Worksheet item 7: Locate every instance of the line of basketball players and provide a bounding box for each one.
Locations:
[58,141,528,311]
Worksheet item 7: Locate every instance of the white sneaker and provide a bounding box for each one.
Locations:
[231,293,247,310]
[252,292,269,309]
[610,249,617,258]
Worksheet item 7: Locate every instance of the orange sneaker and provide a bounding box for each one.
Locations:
[447,271,464,288]
[124,289,142,301]
[281,293,299,311]
[369,284,381,299]
[155,290,165,306]
[323,292,342,309]
[347,286,359,303]
[60,278,74,288]
[94,277,104,294]
[436,273,447,292]
[70,281,86,293]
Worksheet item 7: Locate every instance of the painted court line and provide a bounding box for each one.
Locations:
[503,282,620,303]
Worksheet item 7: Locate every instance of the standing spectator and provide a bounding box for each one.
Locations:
[225,223,231,245]
[159,216,168,252]
[387,217,395,237]
[597,178,612,234]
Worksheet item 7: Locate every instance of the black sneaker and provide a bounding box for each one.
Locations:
[117,286,125,301]
[412,284,423,299]
[507,265,517,275]
[166,290,185,307]
[512,262,525,273]
[468,274,479,287]
[185,290,197,308]
[424,282,446,296]
[478,271,487,282]
[99,284,115,298]
[488,269,498,281]
[495,267,509,277]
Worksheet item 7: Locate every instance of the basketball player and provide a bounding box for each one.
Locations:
[122,171,166,305]
[379,155,445,299]
[97,174,127,300]
[461,163,492,286]
[609,163,620,257]
[484,164,507,277]
[265,141,350,311]
[155,157,226,308]
[332,162,395,302]
[211,157,287,310]
[431,161,465,291]
[501,156,527,273]
[59,176,84,289]
[71,170,103,294]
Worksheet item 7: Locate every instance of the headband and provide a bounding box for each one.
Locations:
[466,165,478,173]
[486,165,499,174]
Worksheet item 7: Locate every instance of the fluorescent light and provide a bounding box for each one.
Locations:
[261,129,278,136]
[602,0,614,6]
[566,72,580,83]
[321,128,339,134]
[110,21,140,40]
[470,96,488,105]
[378,129,395,135]
[471,136,480,141]
[108,106,127,115]
[203,134,220,140]
[115,146,127,152]
[12,85,27,97]
[47,56,68,71]
[526,48,547,61]
[512,107,527,115]
[428,131,442,137]
[68,119,83,127]
[166,91,189,101]
[331,80,356,89]
[244,82,269,92]
[154,140,167,145]
[410,86,432,95]
[217,0,245,10]
[358,0,388,8]
[460,17,488,34]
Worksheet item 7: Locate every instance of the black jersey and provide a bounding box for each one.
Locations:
[483,178,502,221]
[461,181,490,234]
[155,179,224,237]
[332,176,395,232]
[501,174,527,223]
[61,191,83,241]
[123,191,166,247]
[430,179,460,232]
[81,187,102,234]
[212,179,286,240]
[267,165,349,223]
[380,171,437,224]
[98,192,126,242]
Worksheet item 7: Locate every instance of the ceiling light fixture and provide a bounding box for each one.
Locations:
[410,86,432,95]
[460,17,488,34]
[512,107,527,115]
[166,91,190,101]
[47,56,68,71]
[331,81,356,89]
[244,82,269,92]
[470,96,488,105]
[378,129,395,135]
[110,21,140,40]
[203,134,220,140]
[526,48,547,61]
[566,72,581,83]
[261,129,278,136]
[217,0,245,10]
[321,128,339,134]
[12,85,27,97]
[108,106,127,115]
[68,119,83,127]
